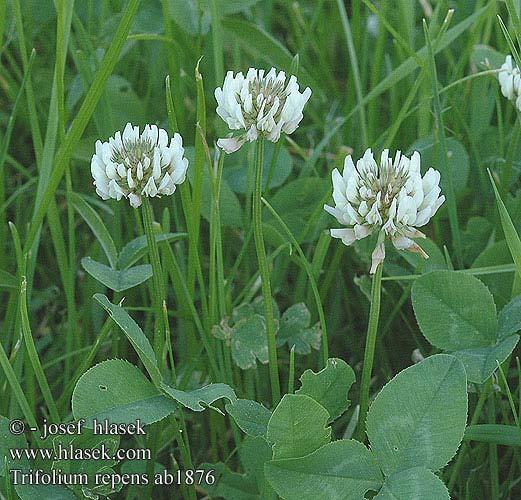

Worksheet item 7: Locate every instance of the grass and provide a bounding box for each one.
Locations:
[1,0,521,498]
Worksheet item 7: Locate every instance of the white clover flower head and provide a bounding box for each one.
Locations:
[90,123,189,208]
[324,148,445,274]
[215,67,312,153]
[498,55,521,111]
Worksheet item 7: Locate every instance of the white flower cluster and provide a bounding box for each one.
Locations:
[215,68,312,153]
[324,148,445,273]
[91,123,189,208]
[498,55,521,111]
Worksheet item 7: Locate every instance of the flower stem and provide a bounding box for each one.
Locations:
[141,197,166,367]
[355,262,383,442]
[253,138,281,405]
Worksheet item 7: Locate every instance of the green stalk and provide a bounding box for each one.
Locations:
[336,0,367,146]
[423,19,462,267]
[253,138,280,405]
[355,262,383,442]
[20,276,60,423]
[487,390,500,499]
[262,197,329,366]
[162,305,196,500]
[141,198,166,366]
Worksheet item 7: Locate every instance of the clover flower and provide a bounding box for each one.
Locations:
[324,148,445,273]
[498,55,521,111]
[91,123,189,208]
[215,68,312,153]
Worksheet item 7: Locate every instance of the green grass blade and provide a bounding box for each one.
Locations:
[71,192,119,269]
[336,0,367,146]
[262,197,328,367]
[347,5,490,120]
[23,0,141,252]
[464,424,521,446]
[423,18,462,267]
[489,169,521,294]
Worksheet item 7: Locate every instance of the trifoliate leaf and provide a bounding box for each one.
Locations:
[231,314,269,370]
[226,399,272,437]
[267,394,331,460]
[277,303,321,354]
[82,257,152,292]
[161,382,236,412]
[296,358,355,422]
[72,359,176,427]
[265,440,383,500]
[366,354,468,475]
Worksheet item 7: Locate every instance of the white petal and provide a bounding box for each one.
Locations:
[217,136,246,154]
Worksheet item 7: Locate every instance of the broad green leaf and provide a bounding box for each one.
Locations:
[0,270,18,289]
[160,382,236,411]
[277,303,321,354]
[224,142,293,194]
[413,271,519,383]
[72,359,176,427]
[82,257,152,292]
[226,399,272,437]
[118,232,187,269]
[366,354,468,475]
[240,435,273,495]
[203,462,259,500]
[296,358,355,422]
[408,136,469,193]
[464,424,521,446]
[94,294,161,385]
[374,467,449,500]
[498,295,521,339]
[267,394,331,460]
[0,415,29,476]
[265,440,383,500]
[231,314,269,370]
[71,192,118,269]
[412,271,497,350]
[451,335,519,384]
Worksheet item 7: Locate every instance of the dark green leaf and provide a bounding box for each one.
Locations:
[161,382,236,411]
[296,358,355,422]
[277,303,321,354]
[265,440,382,500]
[267,394,331,460]
[72,359,176,427]
[226,399,272,437]
[93,294,161,385]
[366,355,468,475]
[374,467,449,500]
[82,257,152,292]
